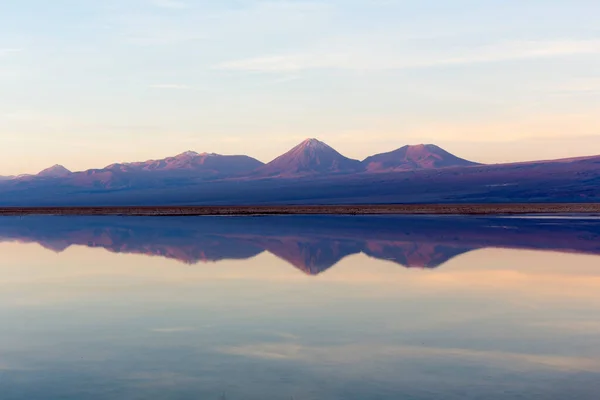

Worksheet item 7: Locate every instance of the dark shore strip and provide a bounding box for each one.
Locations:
[0,204,599,216]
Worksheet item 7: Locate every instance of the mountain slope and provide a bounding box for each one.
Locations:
[1,154,599,205]
[16,151,266,190]
[363,144,479,172]
[255,138,362,177]
[0,144,599,205]
[37,164,72,178]
[105,151,264,177]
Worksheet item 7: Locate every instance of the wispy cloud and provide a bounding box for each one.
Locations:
[547,78,600,94]
[149,84,190,90]
[0,48,22,57]
[151,327,196,333]
[215,39,600,72]
[218,342,600,372]
[111,13,205,46]
[441,39,600,65]
[151,0,187,9]
[216,53,346,72]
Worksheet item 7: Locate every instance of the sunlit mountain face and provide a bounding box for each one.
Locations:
[1,215,599,274]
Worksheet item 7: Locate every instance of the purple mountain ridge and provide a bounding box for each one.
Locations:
[362,144,479,172]
[7,152,263,190]
[1,139,599,205]
[105,151,264,176]
[255,138,363,177]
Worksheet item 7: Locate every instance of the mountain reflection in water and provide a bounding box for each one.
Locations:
[1,215,599,274]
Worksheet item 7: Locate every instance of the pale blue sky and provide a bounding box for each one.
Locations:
[0,0,599,174]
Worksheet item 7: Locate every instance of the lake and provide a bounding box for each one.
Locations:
[1,215,600,399]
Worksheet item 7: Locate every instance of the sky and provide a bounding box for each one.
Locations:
[0,0,599,175]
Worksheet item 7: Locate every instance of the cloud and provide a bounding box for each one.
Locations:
[218,342,600,372]
[0,48,22,57]
[215,39,600,72]
[440,39,600,65]
[216,53,347,72]
[149,84,190,90]
[151,0,187,9]
[151,327,196,333]
[547,78,600,94]
[111,13,204,46]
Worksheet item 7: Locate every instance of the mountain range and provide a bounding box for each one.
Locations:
[0,138,599,205]
[5,139,479,181]
[1,215,599,274]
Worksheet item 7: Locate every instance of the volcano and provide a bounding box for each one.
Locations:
[362,144,479,172]
[37,164,72,178]
[255,138,362,177]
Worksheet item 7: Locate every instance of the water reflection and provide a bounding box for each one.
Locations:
[0,215,599,273]
[2,216,600,399]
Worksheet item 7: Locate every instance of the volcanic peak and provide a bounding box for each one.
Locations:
[37,164,72,177]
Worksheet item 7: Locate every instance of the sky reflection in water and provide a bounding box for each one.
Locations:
[0,215,600,399]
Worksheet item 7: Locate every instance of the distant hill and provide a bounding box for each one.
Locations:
[254,138,362,177]
[8,151,265,190]
[0,139,599,205]
[363,144,479,172]
[105,151,264,177]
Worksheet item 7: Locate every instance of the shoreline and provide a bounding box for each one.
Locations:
[0,204,599,216]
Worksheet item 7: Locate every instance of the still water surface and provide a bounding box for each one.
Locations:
[1,215,600,399]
